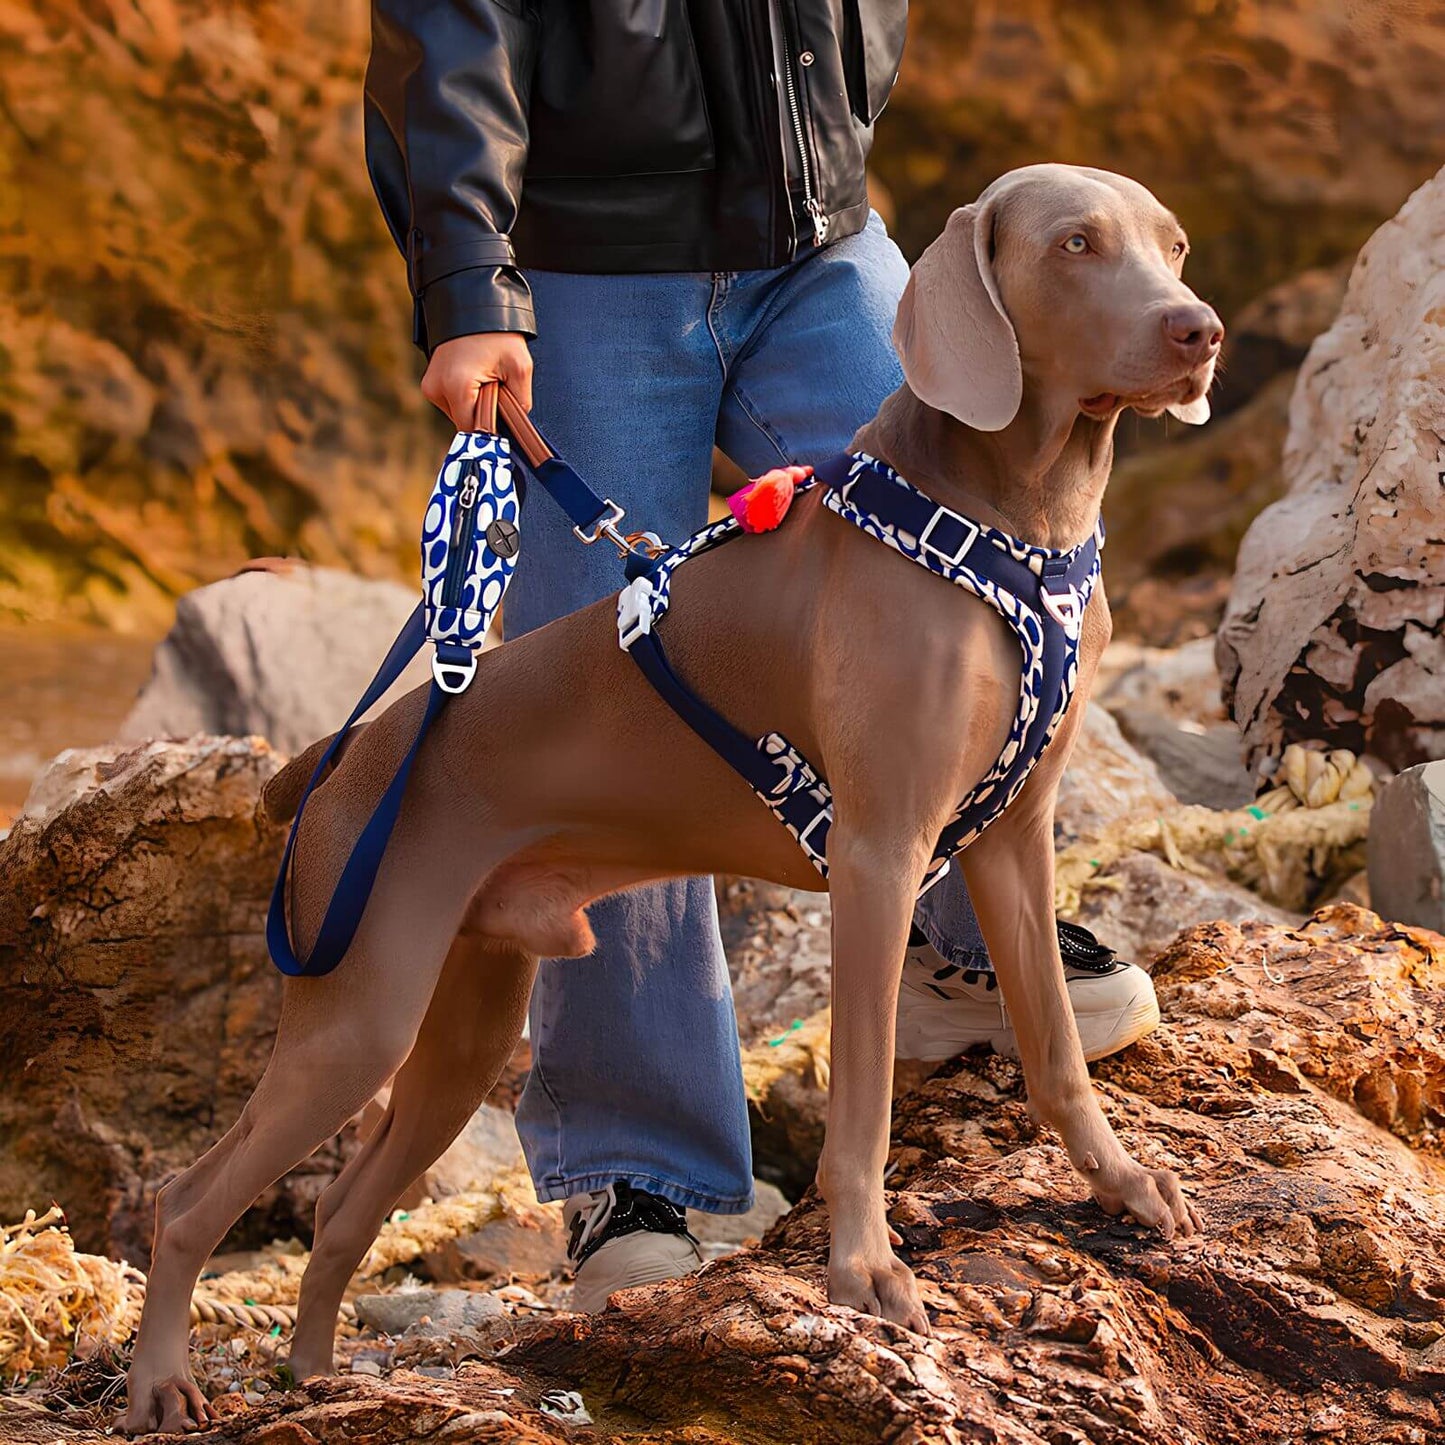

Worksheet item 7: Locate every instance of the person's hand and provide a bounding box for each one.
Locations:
[421,332,534,427]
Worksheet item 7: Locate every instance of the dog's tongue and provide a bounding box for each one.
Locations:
[1080,393,1119,417]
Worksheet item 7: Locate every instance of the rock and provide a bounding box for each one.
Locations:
[0,736,353,1259]
[1367,761,1445,933]
[119,566,433,755]
[8,2,1438,632]
[35,908,1445,1443]
[1095,636,1227,727]
[420,1209,570,1287]
[1101,267,1349,646]
[688,1182,792,1255]
[413,1108,570,1284]
[353,1288,503,1340]
[1218,261,1354,416]
[881,3,1445,329]
[1105,372,1296,646]
[423,1106,525,1201]
[1219,165,1445,775]
[1054,704,1176,847]
[1110,712,1255,811]
[0,1,439,629]
[1067,851,1298,967]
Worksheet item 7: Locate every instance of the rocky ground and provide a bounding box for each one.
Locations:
[6,907,1445,1444]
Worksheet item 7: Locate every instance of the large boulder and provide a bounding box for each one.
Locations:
[879,2,1445,324]
[0,1,439,629]
[119,565,431,754]
[1219,166,1445,776]
[1070,851,1296,967]
[0,736,354,1260]
[1368,760,1445,934]
[6,1,1443,629]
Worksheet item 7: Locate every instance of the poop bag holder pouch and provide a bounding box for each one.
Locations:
[424,383,522,693]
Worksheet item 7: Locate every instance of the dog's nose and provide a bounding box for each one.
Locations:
[1162,303,1224,362]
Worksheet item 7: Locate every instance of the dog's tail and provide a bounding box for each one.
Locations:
[261,730,349,824]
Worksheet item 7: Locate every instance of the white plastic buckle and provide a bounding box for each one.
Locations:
[616,575,657,652]
[918,507,978,566]
[1040,583,1084,635]
[432,648,478,695]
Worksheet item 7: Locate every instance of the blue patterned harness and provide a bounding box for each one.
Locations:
[618,451,1104,894]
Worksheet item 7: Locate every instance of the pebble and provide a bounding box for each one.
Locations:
[350,1359,383,1377]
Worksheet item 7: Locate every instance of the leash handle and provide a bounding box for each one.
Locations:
[468,379,555,473]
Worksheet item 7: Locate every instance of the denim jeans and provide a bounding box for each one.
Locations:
[507,213,991,1214]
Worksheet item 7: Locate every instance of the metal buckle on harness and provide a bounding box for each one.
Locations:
[573,500,628,550]
[616,575,657,651]
[432,647,478,695]
[918,507,979,566]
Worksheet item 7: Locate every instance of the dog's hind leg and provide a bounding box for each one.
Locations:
[118,904,467,1435]
[287,934,536,1379]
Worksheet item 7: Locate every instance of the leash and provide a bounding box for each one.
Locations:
[267,382,663,978]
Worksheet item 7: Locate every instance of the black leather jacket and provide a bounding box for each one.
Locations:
[365,0,907,353]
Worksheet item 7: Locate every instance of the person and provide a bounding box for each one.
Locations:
[363,0,1159,1309]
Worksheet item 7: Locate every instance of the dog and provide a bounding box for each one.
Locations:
[119,164,1220,1433]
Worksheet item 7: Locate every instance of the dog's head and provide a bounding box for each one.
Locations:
[894,164,1222,432]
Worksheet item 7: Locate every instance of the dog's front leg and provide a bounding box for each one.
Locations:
[816,830,931,1334]
[961,801,1201,1240]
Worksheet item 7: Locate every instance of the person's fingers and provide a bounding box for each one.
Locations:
[451,379,487,430]
[503,349,534,412]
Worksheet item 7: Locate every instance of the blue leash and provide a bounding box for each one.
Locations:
[267,403,628,978]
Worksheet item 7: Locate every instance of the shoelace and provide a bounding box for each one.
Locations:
[910,920,1122,998]
[567,1181,699,1270]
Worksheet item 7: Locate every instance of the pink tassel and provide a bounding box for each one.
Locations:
[727,465,812,533]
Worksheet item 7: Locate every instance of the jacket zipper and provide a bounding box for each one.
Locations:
[442,461,481,610]
[772,0,828,244]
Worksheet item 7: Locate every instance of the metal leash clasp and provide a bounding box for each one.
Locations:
[573,501,668,561]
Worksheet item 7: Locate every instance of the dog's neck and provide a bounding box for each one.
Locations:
[855,387,1116,553]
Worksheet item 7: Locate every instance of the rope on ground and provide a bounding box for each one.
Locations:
[1,1172,549,1367]
[741,1009,831,1106]
[1056,744,1375,916]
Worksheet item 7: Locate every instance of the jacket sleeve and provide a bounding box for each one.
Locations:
[365,0,537,353]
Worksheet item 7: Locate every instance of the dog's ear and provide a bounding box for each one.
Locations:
[893,201,1022,432]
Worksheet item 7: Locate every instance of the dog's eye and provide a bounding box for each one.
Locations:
[1171,241,1187,260]
[1062,234,1090,255]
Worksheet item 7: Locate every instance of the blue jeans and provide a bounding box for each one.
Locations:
[507,213,990,1214]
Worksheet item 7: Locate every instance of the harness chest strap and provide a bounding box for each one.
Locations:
[618,451,1103,892]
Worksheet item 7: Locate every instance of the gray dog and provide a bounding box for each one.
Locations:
[120,164,1220,1434]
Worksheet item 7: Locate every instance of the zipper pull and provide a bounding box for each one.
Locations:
[458,465,479,511]
[807,197,829,244]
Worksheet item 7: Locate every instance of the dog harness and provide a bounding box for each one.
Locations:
[618,451,1104,895]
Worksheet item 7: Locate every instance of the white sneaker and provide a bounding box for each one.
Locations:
[895,922,1160,1064]
[563,1182,704,1313]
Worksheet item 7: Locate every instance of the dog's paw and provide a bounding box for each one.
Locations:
[828,1250,932,1335]
[114,1371,213,1435]
[1090,1158,1202,1242]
